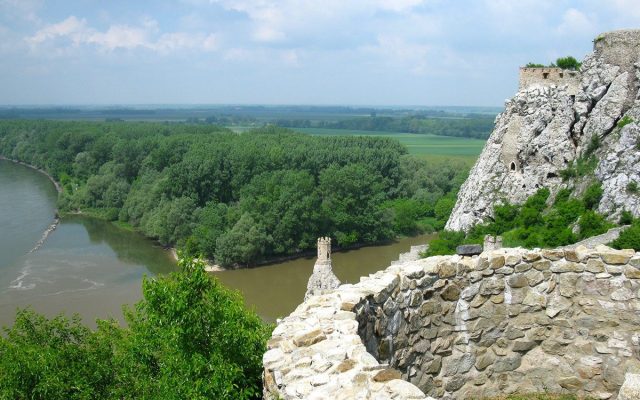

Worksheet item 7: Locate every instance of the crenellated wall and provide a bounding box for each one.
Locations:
[518,67,581,95]
[264,245,640,399]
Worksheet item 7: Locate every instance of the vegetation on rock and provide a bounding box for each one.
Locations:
[524,56,582,71]
[425,184,620,256]
[0,258,271,399]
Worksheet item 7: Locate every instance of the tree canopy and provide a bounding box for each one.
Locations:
[0,258,272,399]
[0,120,467,266]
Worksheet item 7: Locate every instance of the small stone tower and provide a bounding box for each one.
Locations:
[317,236,331,262]
[304,237,341,300]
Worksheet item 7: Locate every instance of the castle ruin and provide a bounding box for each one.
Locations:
[518,67,580,95]
[304,237,340,301]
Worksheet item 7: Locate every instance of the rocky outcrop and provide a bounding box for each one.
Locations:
[447,29,640,232]
[264,245,640,399]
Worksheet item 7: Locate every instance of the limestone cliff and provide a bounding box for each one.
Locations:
[447,29,640,232]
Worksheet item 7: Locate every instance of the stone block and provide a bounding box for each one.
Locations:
[599,247,635,265]
[441,284,461,301]
[550,261,584,273]
[293,329,327,347]
[542,249,564,261]
[437,262,456,278]
[456,244,482,256]
[493,353,522,372]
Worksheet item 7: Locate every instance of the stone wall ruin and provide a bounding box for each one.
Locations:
[264,245,640,399]
[519,67,581,95]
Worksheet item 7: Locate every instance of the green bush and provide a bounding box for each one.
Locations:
[583,183,603,210]
[611,219,640,251]
[627,181,638,193]
[555,56,581,70]
[620,210,634,225]
[423,230,467,256]
[0,258,272,399]
[578,211,611,240]
[617,115,634,129]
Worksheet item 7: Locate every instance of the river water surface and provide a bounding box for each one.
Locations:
[0,159,432,326]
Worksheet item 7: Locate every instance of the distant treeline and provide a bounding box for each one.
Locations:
[0,120,467,267]
[0,106,498,139]
[275,115,495,139]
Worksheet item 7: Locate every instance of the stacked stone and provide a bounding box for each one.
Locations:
[264,245,640,399]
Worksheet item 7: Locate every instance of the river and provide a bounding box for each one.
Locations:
[0,159,432,326]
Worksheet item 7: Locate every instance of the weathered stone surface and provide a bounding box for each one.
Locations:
[373,368,402,382]
[600,247,635,265]
[493,353,522,372]
[508,274,528,288]
[456,244,482,256]
[546,294,572,317]
[293,329,326,347]
[437,262,456,278]
[266,243,640,400]
[619,373,640,400]
[441,284,461,301]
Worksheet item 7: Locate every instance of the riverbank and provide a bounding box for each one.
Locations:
[0,156,62,194]
[1,157,62,253]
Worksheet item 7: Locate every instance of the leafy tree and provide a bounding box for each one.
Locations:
[215,213,271,267]
[0,258,271,399]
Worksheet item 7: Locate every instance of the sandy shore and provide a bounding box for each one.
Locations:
[169,248,226,272]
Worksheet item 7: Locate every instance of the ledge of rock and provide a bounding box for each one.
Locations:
[263,245,640,399]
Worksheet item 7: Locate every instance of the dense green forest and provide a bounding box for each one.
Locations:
[0,258,271,399]
[0,120,467,267]
[276,114,495,139]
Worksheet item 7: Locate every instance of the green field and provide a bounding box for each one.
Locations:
[295,127,486,165]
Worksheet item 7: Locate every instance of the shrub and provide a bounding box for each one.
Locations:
[611,219,640,251]
[627,181,638,193]
[525,62,545,68]
[617,115,634,129]
[556,56,581,71]
[584,135,600,158]
[578,211,610,240]
[583,183,603,210]
[620,210,634,225]
[423,230,466,256]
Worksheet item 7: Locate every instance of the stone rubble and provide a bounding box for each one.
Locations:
[264,245,640,399]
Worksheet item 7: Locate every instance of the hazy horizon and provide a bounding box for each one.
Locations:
[1,1,639,106]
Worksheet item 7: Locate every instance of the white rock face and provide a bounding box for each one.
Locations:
[618,373,640,400]
[447,29,640,232]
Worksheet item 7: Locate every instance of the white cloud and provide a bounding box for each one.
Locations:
[26,16,218,53]
[362,34,431,74]
[557,8,594,36]
[27,16,88,46]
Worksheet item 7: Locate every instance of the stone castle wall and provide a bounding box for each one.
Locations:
[519,67,581,95]
[264,245,640,399]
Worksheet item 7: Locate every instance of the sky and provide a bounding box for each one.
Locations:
[1,0,639,107]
